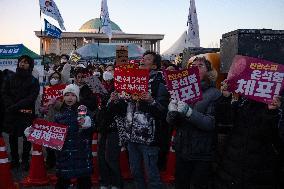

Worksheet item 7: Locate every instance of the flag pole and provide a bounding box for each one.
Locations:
[40,10,46,71]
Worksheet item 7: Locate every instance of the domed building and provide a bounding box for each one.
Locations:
[35,18,164,55]
[79,18,123,34]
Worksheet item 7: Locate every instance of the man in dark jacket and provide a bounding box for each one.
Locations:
[2,55,40,170]
[123,51,170,189]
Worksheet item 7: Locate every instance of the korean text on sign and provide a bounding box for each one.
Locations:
[27,119,68,151]
[117,63,139,69]
[114,68,149,94]
[0,44,21,55]
[42,84,66,107]
[227,55,284,104]
[164,67,202,104]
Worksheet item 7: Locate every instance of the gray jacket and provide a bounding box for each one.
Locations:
[167,82,221,161]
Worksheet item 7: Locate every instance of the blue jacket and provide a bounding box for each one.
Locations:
[54,104,95,178]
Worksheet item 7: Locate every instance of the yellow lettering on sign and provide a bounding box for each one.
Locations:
[270,64,278,71]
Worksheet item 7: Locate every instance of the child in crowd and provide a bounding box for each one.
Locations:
[54,84,95,189]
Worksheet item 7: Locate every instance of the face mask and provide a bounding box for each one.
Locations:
[93,72,101,77]
[50,78,59,85]
[103,71,114,81]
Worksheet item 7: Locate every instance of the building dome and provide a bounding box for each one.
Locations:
[79,18,123,33]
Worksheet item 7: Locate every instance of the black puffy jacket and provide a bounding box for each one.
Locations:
[215,98,281,189]
[54,104,95,178]
[2,71,40,136]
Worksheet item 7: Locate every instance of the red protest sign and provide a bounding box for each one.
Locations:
[42,84,66,107]
[227,55,284,104]
[164,67,202,104]
[27,119,68,151]
[114,68,149,94]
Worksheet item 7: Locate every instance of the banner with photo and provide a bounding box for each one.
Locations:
[227,55,284,104]
[39,0,66,30]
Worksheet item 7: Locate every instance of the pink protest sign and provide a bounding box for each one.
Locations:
[227,55,284,104]
[163,67,202,104]
[27,119,68,151]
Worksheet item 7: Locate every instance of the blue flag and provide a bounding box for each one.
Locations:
[44,19,62,38]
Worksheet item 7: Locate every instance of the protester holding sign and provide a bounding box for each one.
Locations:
[1,55,40,170]
[102,64,115,93]
[117,51,170,189]
[52,84,95,189]
[167,57,221,189]
[214,58,283,189]
[74,67,98,113]
[41,71,66,111]
[96,64,126,189]
[41,71,67,169]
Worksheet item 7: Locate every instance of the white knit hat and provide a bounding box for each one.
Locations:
[63,84,80,100]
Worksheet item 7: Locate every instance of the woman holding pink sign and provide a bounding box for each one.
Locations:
[167,57,221,189]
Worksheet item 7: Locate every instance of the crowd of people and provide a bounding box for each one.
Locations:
[0,51,284,189]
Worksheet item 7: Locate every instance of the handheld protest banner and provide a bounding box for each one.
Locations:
[163,67,203,104]
[85,75,108,94]
[226,55,284,104]
[42,84,66,107]
[27,119,68,151]
[114,67,149,95]
[116,45,129,65]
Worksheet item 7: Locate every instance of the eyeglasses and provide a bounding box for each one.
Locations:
[190,63,206,69]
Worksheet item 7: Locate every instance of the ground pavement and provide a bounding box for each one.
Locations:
[3,133,174,189]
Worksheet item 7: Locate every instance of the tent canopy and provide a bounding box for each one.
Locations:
[0,44,41,59]
[75,43,145,63]
[163,31,187,56]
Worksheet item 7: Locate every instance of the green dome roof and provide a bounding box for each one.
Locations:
[79,18,123,33]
